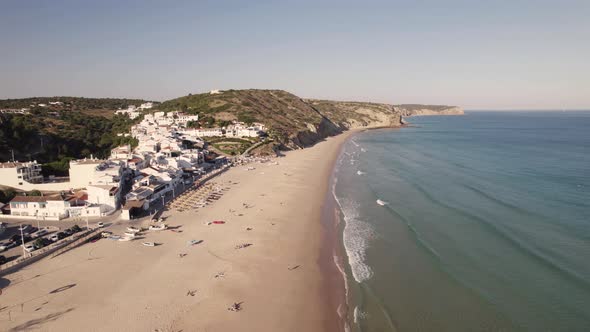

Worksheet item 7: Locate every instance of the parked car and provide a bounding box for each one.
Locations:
[96,222,105,228]
[18,224,31,232]
[49,234,60,242]
[63,229,73,236]
[71,225,82,233]
[32,229,48,238]
[33,238,51,249]
[24,244,35,253]
[57,232,67,240]
[0,255,7,265]
[0,242,8,252]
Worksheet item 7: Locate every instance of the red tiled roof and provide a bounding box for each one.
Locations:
[10,195,62,202]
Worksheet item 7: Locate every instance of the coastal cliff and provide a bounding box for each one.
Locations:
[1,90,463,159]
[158,90,408,151]
[396,104,465,116]
[152,90,464,152]
[306,100,403,130]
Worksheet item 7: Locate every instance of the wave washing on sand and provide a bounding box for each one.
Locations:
[353,306,368,324]
[333,195,374,283]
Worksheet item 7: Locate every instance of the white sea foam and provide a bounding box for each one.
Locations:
[334,195,374,283]
[357,170,365,175]
[353,306,368,323]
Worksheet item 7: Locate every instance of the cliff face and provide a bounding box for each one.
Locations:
[306,100,403,130]
[396,104,465,116]
[156,90,461,152]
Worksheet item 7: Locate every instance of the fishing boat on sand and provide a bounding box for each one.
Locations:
[149,224,167,231]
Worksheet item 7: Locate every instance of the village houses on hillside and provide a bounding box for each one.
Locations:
[0,107,266,221]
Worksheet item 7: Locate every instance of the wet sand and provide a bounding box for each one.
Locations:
[0,132,353,332]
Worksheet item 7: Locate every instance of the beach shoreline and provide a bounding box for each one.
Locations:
[0,130,359,332]
[318,132,354,332]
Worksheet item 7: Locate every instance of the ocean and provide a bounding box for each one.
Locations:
[332,111,590,332]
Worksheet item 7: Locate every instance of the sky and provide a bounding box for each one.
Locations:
[1,0,589,110]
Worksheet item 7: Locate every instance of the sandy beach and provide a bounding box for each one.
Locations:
[0,131,353,332]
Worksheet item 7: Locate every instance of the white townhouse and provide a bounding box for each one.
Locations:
[7,194,92,220]
[0,161,43,189]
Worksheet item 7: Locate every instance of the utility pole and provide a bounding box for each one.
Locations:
[20,223,26,258]
[11,149,15,162]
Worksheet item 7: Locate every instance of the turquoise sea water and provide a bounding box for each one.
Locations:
[333,111,590,331]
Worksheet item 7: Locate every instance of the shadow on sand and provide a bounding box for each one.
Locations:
[8,307,75,331]
[0,277,11,289]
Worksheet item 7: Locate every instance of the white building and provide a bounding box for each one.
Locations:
[87,185,120,211]
[115,105,141,119]
[0,161,43,189]
[69,159,125,188]
[111,145,132,160]
[8,195,75,220]
[181,128,224,137]
[139,102,154,110]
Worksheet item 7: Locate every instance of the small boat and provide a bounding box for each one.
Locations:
[187,239,203,246]
[212,221,225,225]
[357,170,365,175]
[108,235,121,240]
[149,224,167,231]
[127,227,140,233]
[119,236,133,242]
[124,232,136,238]
[142,242,155,247]
[376,199,388,206]
[101,231,113,238]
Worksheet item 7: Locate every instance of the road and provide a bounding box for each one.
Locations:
[0,212,122,263]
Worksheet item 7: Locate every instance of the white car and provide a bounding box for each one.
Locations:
[49,234,59,242]
[96,222,105,228]
[24,244,35,253]
[0,242,8,252]
[32,229,48,238]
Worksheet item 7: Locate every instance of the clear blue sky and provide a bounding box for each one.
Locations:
[1,0,588,109]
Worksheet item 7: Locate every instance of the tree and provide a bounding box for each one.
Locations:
[0,189,16,203]
[29,190,42,196]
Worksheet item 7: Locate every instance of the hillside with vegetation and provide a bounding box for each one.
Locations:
[0,97,153,175]
[395,104,464,116]
[157,89,343,148]
[0,92,462,165]
[0,97,156,114]
[155,90,463,150]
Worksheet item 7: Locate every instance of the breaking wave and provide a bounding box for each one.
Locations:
[334,195,374,283]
